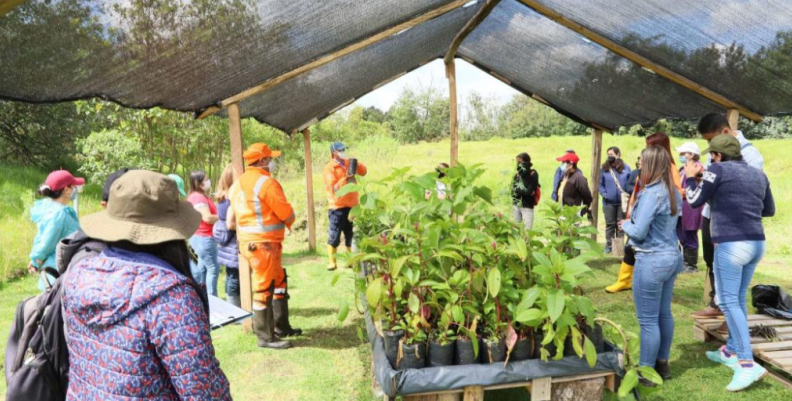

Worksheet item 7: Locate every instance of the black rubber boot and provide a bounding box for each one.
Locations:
[655,359,671,380]
[683,247,699,271]
[273,298,303,337]
[253,300,290,349]
[226,295,241,308]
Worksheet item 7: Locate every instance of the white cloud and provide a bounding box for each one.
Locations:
[354,59,521,111]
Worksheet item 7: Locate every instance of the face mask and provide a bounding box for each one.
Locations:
[607,156,616,164]
[679,155,688,165]
[70,187,79,201]
[202,179,211,192]
[267,160,277,173]
[561,163,569,170]
[336,151,347,160]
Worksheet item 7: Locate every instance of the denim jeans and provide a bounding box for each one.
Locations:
[225,267,240,297]
[715,240,766,360]
[190,235,221,297]
[633,250,683,366]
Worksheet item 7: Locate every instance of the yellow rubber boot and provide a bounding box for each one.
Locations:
[605,262,633,293]
[327,245,338,271]
[344,246,353,268]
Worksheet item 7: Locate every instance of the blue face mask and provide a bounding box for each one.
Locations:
[679,155,688,165]
[70,187,79,201]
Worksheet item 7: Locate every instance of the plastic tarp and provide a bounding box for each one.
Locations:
[366,312,623,398]
[223,2,482,132]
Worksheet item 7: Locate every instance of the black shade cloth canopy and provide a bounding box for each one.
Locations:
[2,0,791,132]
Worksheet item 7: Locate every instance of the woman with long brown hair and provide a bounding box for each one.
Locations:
[213,164,241,307]
[620,145,683,383]
[606,132,682,294]
[187,170,220,296]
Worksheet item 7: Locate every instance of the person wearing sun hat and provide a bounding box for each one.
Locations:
[62,170,231,399]
[227,142,299,348]
[28,170,84,290]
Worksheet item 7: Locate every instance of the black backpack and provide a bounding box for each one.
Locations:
[4,233,104,401]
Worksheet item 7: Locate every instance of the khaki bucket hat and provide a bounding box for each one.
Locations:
[81,170,201,244]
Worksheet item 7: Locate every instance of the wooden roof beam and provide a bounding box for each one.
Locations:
[197,0,473,120]
[444,0,501,66]
[0,0,27,18]
[517,0,764,123]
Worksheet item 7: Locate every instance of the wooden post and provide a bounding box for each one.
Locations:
[302,128,317,252]
[227,103,253,332]
[727,109,739,131]
[589,129,603,241]
[447,60,459,165]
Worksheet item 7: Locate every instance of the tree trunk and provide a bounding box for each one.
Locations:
[551,378,604,401]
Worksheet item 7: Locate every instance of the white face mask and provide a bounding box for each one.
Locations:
[267,159,277,173]
[336,151,347,160]
[560,163,569,170]
[202,179,211,192]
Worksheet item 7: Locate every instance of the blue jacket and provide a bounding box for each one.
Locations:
[599,165,631,205]
[622,181,682,253]
[686,160,774,244]
[213,199,239,269]
[29,198,80,270]
[551,166,564,202]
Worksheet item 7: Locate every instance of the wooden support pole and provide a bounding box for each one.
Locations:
[302,128,317,252]
[590,129,603,241]
[727,109,740,131]
[197,0,472,120]
[516,0,763,123]
[227,103,253,332]
[447,60,459,166]
[443,0,502,65]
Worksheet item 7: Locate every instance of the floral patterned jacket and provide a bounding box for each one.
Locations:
[62,247,232,400]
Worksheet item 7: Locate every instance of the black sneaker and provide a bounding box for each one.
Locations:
[655,359,671,380]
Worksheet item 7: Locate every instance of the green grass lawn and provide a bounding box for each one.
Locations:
[2,135,791,400]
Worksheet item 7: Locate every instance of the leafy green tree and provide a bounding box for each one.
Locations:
[75,129,155,184]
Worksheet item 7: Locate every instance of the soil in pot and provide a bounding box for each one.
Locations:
[383,330,404,368]
[533,332,557,359]
[454,338,479,365]
[428,340,455,367]
[398,342,427,370]
[483,338,506,363]
[582,324,605,353]
[510,335,534,361]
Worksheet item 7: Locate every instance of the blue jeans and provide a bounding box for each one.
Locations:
[225,267,240,297]
[715,241,765,360]
[190,235,221,297]
[633,250,683,366]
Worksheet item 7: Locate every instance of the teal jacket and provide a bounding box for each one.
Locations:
[29,198,80,271]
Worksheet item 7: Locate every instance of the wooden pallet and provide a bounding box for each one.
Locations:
[377,370,616,401]
[693,313,792,389]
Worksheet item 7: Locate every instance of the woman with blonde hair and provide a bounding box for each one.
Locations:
[620,145,683,384]
[213,164,241,307]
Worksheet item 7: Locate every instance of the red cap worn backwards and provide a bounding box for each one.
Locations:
[44,170,85,192]
[556,152,580,164]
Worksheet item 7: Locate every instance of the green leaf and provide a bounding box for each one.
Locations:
[514,308,542,324]
[330,272,342,287]
[452,305,464,323]
[366,278,382,308]
[532,251,552,267]
[519,287,541,309]
[408,293,420,314]
[488,268,502,298]
[511,236,528,261]
[619,369,639,398]
[390,255,412,277]
[470,331,479,358]
[473,186,493,204]
[636,366,664,385]
[571,327,584,357]
[584,336,597,367]
[547,289,565,323]
[336,301,350,323]
[436,250,464,261]
[334,183,362,198]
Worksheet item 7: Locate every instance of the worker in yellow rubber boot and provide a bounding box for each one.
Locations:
[323,142,367,271]
[227,143,299,348]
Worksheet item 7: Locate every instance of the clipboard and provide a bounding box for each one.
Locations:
[208,294,253,330]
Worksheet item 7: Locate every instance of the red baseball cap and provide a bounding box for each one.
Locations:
[44,170,85,192]
[556,153,580,164]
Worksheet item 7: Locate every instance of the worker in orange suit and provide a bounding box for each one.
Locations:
[323,141,367,270]
[227,143,300,349]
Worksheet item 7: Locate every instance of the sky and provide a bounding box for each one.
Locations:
[354,58,521,112]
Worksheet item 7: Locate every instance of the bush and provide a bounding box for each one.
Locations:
[75,129,156,185]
